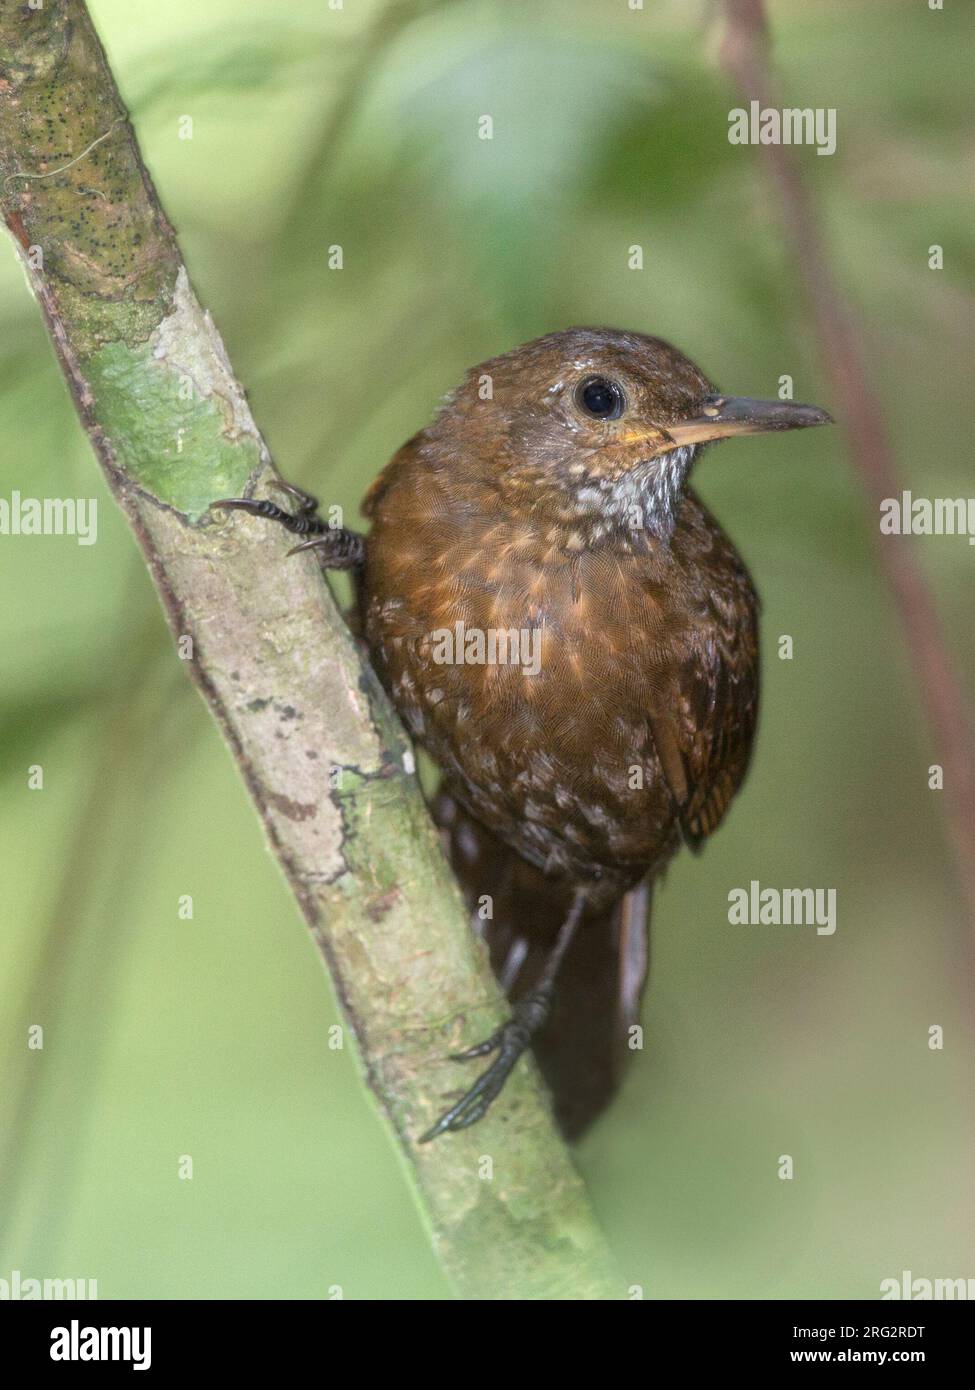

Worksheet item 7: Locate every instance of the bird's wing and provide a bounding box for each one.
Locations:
[648,493,760,850]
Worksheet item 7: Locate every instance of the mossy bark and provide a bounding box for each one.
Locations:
[0,0,623,1299]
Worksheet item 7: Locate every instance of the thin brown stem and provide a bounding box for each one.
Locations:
[720,0,975,925]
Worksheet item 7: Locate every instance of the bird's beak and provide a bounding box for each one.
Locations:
[656,395,833,449]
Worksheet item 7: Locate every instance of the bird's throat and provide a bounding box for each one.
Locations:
[570,444,698,545]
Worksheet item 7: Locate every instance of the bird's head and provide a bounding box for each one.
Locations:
[430,327,831,542]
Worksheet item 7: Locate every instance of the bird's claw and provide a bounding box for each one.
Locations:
[209,494,298,528]
[209,485,365,569]
[211,479,320,519]
[449,1031,503,1062]
[418,1010,540,1143]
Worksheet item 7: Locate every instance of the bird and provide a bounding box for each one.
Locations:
[213,327,831,1142]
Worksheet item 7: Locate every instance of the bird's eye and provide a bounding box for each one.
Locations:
[576,376,625,420]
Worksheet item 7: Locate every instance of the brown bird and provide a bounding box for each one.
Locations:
[214,328,831,1142]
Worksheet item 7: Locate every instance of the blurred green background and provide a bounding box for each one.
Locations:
[2,0,973,1300]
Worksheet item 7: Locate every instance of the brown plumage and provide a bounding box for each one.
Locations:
[214,327,830,1140]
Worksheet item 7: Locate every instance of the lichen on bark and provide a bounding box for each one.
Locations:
[85,270,263,517]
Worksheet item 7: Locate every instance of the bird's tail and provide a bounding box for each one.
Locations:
[433,791,651,1139]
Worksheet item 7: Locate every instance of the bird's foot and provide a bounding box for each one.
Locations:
[418,988,551,1143]
[210,480,364,570]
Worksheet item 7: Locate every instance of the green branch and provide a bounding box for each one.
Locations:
[0,0,623,1299]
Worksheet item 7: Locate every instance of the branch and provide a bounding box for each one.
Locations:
[719,0,975,925]
[0,0,622,1299]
